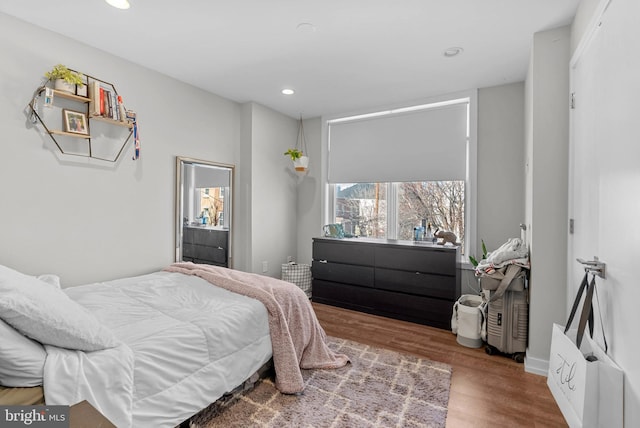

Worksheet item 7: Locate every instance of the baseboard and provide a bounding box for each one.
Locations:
[524,349,549,376]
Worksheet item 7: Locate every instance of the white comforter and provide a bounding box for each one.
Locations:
[43,271,272,427]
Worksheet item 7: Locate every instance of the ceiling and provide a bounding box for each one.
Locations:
[0,0,580,119]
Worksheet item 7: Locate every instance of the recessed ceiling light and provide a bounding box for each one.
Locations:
[443,47,464,57]
[282,88,295,95]
[105,0,130,10]
[296,22,317,33]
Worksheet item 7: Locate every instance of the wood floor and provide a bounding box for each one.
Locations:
[312,303,567,428]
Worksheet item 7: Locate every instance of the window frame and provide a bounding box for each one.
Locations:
[321,90,477,260]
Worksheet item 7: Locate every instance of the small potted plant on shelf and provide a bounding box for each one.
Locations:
[284,148,309,172]
[45,64,85,95]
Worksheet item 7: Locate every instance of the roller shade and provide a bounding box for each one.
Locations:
[186,164,230,188]
[328,102,468,183]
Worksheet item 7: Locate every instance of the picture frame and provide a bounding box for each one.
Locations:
[75,83,88,97]
[63,109,89,135]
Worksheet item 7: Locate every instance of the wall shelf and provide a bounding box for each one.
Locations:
[28,69,135,163]
[49,130,92,139]
[89,114,133,128]
[41,88,91,103]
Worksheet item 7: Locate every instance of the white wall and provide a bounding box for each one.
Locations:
[524,26,571,373]
[234,103,254,272]
[0,12,297,285]
[296,117,322,265]
[476,82,526,253]
[456,83,526,294]
[246,103,298,277]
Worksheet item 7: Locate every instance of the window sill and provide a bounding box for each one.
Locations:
[459,258,475,271]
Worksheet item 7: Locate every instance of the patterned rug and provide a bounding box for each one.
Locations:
[192,337,452,427]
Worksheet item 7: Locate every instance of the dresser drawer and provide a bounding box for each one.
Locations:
[313,240,374,266]
[375,246,456,276]
[191,229,228,247]
[184,244,226,264]
[312,280,375,312]
[182,227,195,244]
[312,280,454,329]
[371,293,454,329]
[312,261,374,288]
[375,268,457,300]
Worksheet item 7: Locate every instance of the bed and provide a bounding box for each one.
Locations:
[0,262,348,427]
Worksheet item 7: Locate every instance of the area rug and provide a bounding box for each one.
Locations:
[191,336,452,427]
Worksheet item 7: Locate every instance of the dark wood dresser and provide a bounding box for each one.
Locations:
[311,237,461,329]
[182,226,229,267]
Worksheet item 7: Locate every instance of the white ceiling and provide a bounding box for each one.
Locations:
[0,0,579,119]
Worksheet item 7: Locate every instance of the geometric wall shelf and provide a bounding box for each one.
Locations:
[28,69,134,162]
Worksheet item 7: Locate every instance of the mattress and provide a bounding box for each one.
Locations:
[45,271,272,427]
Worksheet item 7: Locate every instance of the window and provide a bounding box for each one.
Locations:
[335,183,387,238]
[325,91,477,256]
[183,162,231,228]
[332,181,465,251]
[198,186,225,227]
[397,181,465,251]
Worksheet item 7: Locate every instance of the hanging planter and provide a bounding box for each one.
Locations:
[283,116,310,174]
[284,148,308,173]
[293,155,309,172]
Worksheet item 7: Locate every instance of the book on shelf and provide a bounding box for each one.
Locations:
[117,95,126,122]
[88,81,101,116]
[105,89,113,119]
[111,91,120,121]
[99,87,105,116]
[87,80,128,123]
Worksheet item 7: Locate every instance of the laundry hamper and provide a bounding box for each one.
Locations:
[281,262,312,298]
[451,294,487,348]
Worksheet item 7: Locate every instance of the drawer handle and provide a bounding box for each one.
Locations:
[415,272,421,275]
[319,260,328,264]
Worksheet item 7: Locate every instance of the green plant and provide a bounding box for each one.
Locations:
[284,148,303,160]
[45,64,85,86]
[469,239,487,267]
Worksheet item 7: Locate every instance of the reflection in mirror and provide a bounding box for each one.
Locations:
[175,157,233,268]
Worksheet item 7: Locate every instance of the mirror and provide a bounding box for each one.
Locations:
[175,157,234,268]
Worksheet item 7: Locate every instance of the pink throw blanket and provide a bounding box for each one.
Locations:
[164,262,349,394]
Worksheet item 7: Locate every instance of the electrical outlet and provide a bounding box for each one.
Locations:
[262,261,268,273]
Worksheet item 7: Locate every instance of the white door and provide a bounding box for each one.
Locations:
[567,21,603,325]
[568,0,640,425]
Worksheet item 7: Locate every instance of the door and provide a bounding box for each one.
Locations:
[568,5,640,426]
[567,24,603,307]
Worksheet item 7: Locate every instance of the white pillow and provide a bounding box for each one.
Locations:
[0,265,119,352]
[0,318,46,387]
[36,274,61,289]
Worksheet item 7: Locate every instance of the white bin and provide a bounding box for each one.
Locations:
[281,262,312,298]
[451,294,486,348]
